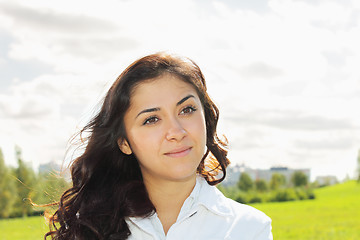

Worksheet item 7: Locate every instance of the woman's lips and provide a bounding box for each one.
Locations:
[164,147,192,158]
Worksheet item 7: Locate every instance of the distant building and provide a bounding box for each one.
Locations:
[222,164,311,186]
[256,166,310,183]
[38,161,62,174]
[38,161,71,181]
[315,175,338,186]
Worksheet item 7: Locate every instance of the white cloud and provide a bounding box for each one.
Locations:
[0,0,359,180]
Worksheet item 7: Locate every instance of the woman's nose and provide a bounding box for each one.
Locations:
[165,118,187,142]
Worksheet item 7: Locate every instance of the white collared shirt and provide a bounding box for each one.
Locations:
[126,177,273,240]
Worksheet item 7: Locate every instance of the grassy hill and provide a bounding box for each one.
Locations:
[251,180,360,239]
[0,215,48,240]
[0,180,359,239]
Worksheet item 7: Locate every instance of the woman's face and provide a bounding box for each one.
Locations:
[119,74,207,183]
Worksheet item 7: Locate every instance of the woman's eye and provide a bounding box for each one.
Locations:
[143,116,159,125]
[180,106,197,115]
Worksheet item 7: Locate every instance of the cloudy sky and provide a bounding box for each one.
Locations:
[1,0,359,181]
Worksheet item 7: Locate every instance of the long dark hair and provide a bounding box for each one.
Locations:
[45,52,229,240]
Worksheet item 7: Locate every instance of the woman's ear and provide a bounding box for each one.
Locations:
[117,139,132,155]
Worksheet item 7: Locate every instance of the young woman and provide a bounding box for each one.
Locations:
[46,53,273,240]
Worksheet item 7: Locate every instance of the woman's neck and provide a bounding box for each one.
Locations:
[143,175,197,235]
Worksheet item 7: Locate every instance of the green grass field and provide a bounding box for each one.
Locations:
[0,180,359,239]
[0,215,48,240]
[251,180,360,239]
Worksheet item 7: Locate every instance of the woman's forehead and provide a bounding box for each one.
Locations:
[127,75,200,110]
[131,74,196,97]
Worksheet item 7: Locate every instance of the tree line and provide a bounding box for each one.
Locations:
[2,145,358,218]
[0,147,70,219]
[217,171,316,204]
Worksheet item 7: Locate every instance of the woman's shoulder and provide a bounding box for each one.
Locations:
[224,195,271,224]
[198,178,271,223]
[223,196,273,239]
[197,181,273,239]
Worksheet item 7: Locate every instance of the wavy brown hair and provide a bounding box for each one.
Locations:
[45,52,229,240]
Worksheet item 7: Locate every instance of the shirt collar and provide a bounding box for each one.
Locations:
[195,176,233,217]
[127,176,233,233]
[127,178,201,234]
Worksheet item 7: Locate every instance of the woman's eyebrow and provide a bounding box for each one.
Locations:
[136,107,160,118]
[136,94,195,119]
[177,94,195,106]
